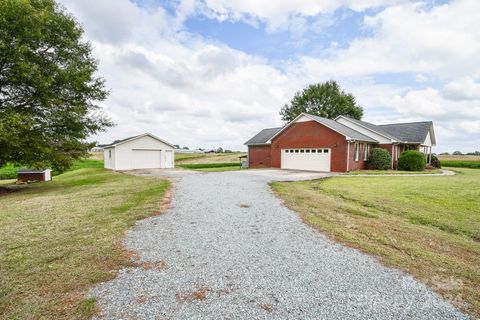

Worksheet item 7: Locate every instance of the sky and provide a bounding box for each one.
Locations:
[58,0,480,152]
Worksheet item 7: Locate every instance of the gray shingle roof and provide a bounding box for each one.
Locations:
[306,114,378,142]
[103,134,143,148]
[378,122,433,143]
[244,127,282,145]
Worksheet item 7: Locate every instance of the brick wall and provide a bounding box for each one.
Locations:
[248,145,272,168]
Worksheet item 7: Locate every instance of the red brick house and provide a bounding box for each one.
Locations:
[245,113,436,172]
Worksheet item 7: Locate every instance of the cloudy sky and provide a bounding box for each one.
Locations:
[59,0,480,152]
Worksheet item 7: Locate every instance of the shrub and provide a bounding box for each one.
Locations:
[398,150,426,171]
[368,148,392,170]
[430,154,441,168]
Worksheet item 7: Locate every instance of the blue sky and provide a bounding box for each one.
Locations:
[60,0,480,152]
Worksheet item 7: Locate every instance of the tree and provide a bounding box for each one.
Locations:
[0,0,113,171]
[280,80,364,122]
[452,151,463,155]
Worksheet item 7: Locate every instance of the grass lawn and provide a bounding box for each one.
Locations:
[0,160,170,319]
[345,169,442,175]
[271,168,480,318]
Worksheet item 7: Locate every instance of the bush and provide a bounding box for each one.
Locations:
[398,150,426,171]
[430,154,441,168]
[368,148,392,170]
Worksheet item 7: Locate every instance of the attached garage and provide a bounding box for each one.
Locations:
[103,133,175,170]
[281,148,331,172]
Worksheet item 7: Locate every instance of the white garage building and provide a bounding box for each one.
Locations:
[103,133,175,170]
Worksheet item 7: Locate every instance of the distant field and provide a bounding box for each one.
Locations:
[438,155,480,169]
[175,152,246,164]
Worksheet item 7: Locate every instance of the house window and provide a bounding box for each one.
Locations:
[354,143,359,161]
[109,150,112,159]
[363,144,369,161]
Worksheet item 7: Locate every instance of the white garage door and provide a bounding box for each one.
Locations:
[131,149,162,169]
[281,148,331,172]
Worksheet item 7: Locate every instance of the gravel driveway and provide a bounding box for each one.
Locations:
[90,170,466,319]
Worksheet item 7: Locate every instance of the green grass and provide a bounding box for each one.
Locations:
[0,163,24,179]
[271,168,480,318]
[346,169,442,175]
[441,160,480,168]
[0,159,170,319]
[174,153,208,162]
[177,162,240,169]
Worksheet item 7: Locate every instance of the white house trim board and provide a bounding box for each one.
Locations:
[336,116,394,144]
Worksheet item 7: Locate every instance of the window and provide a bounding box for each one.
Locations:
[317,149,323,153]
[285,150,289,153]
[300,149,304,153]
[306,149,311,153]
[363,144,369,161]
[323,149,329,153]
[109,150,112,159]
[290,149,294,153]
[295,149,299,153]
[354,143,359,161]
[311,149,316,153]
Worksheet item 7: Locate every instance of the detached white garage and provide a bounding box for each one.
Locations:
[103,133,175,170]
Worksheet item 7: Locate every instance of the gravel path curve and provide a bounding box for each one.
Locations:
[90,171,466,319]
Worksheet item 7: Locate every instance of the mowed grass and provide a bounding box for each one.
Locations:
[346,169,442,175]
[0,160,170,319]
[177,163,242,172]
[271,168,480,318]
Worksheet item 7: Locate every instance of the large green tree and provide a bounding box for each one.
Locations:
[0,0,113,171]
[280,80,364,122]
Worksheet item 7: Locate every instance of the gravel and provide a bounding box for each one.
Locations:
[90,171,467,319]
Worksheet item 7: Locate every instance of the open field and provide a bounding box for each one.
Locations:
[175,152,246,164]
[438,155,480,168]
[271,168,480,318]
[176,162,242,172]
[0,160,170,319]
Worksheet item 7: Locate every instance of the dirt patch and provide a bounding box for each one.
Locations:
[175,286,210,303]
[259,303,273,312]
[0,188,18,196]
[239,204,251,208]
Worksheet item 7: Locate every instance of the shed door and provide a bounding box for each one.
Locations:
[281,148,331,172]
[131,150,162,169]
[164,150,174,168]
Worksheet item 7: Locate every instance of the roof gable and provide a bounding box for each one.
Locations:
[267,113,378,143]
[335,116,398,141]
[104,133,174,148]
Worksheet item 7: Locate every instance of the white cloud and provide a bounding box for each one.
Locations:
[58,0,480,152]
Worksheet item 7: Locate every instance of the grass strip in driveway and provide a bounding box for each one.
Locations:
[0,161,170,319]
[271,168,480,318]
